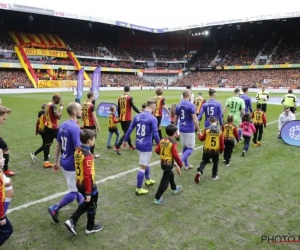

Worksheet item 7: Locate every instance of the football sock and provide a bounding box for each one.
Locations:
[4,198,11,213]
[76,192,84,204]
[181,148,193,166]
[55,192,78,211]
[145,166,150,179]
[34,145,44,156]
[43,145,50,161]
[137,169,145,188]
[3,154,9,172]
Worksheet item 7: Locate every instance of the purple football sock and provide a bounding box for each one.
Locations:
[55,192,77,211]
[181,148,194,167]
[137,169,145,188]
[4,198,11,213]
[76,192,84,204]
[145,166,150,180]
[181,147,188,162]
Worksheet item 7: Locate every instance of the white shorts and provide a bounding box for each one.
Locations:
[180,132,195,148]
[137,151,152,166]
[3,174,13,191]
[62,168,78,192]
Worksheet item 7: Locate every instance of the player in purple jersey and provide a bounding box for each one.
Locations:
[174,90,201,170]
[123,100,160,195]
[48,102,84,223]
[240,87,253,114]
[198,89,223,128]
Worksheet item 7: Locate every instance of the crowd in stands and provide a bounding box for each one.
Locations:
[271,37,300,64]
[0,70,32,88]
[153,49,185,61]
[222,38,266,66]
[35,69,77,80]
[0,32,15,50]
[260,38,279,58]
[156,63,184,69]
[174,69,300,88]
[127,49,154,61]
[100,73,150,87]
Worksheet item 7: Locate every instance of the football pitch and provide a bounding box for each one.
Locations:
[1,89,299,250]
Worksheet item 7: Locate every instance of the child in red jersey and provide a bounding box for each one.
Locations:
[64,129,103,235]
[107,105,120,152]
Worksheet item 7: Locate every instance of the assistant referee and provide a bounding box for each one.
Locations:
[256,85,270,113]
[281,89,297,114]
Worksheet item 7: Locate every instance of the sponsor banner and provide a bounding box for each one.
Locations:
[0,2,9,9]
[9,3,54,15]
[223,64,300,70]
[23,48,68,58]
[77,68,84,99]
[64,12,78,19]
[143,70,182,74]
[91,66,101,100]
[78,15,91,21]
[91,16,115,25]
[281,120,300,147]
[9,31,67,49]
[116,21,159,33]
[37,80,90,88]
[54,11,65,17]
[97,102,118,117]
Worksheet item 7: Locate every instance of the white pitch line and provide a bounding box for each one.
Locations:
[6,114,296,214]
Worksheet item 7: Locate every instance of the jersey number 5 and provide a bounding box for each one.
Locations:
[211,137,216,147]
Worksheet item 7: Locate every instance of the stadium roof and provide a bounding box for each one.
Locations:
[1,0,300,33]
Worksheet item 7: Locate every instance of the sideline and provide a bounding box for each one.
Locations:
[6,115,295,214]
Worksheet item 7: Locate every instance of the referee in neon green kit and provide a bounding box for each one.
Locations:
[256,85,270,113]
[281,89,297,114]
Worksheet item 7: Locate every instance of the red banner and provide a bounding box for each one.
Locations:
[9,31,67,49]
[142,70,182,74]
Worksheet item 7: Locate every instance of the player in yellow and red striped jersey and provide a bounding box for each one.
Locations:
[222,115,239,166]
[82,92,100,158]
[114,86,140,154]
[64,129,103,235]
[43,93,63,168]
[194,92,206,116]
[251,103,267,146]
[153,88,170,139]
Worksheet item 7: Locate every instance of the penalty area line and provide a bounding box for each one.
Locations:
[6,114,296,214]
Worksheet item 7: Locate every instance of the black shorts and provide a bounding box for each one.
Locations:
[120,121,131,133]
[44,126,58,144]
[0,137,8,151]
[258,103,267,113]
[290,107,296,114]
[156,116,162,127]
[84,126,97,138]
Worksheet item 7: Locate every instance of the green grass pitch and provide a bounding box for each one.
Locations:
[1,89,299,249]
